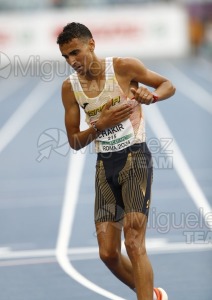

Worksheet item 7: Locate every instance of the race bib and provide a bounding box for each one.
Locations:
[96,118,135,152]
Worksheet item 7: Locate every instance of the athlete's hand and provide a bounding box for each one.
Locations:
[96,99,133,131]
[130,87,155,105]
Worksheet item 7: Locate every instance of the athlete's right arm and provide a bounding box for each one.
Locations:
[62,79,133,150]
[62,79,97,150]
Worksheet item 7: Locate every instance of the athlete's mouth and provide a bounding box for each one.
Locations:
[75,66,83,72]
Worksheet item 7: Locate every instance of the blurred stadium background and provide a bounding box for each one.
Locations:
[0,0,212,60]
[0,1,212,300]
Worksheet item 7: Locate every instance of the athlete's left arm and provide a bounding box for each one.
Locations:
[124,57,176,105]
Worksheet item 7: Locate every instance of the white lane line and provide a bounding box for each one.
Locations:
[0,258,57,267]
[1,240,212,261]
[145,105,212,230]
[1,241,212,267]
[0,80,58,154]
[164,62,212,114]
[56,141,125,300]
[56,149,86,254]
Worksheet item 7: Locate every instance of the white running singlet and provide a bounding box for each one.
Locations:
[69,57,146,153]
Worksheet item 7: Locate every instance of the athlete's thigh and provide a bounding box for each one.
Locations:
[120,145,153,217]
[95,159,124,222]
[95,221,123,252]
[123,212,148,248]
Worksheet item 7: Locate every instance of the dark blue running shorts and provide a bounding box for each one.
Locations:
[95,142,153,223]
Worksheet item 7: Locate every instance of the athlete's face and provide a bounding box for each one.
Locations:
[59,38,95,76]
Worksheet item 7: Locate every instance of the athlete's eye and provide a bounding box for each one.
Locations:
[71,50,79,56]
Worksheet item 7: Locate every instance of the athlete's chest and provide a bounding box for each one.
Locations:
[78,77,106,98]
[78,73,130,99]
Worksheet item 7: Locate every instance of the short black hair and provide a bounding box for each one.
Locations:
[57,22,93,45]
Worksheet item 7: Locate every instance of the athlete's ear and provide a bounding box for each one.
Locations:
[88,38,95,52]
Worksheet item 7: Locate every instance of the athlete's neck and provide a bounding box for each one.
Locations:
[81,57,105,81]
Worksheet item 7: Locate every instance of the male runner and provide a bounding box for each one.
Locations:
[57,22,175,300]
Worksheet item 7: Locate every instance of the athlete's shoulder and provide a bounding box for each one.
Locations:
[61,77,77,108]
[62,77,76,96]
[113,57,145,75]
[62,77,72,91]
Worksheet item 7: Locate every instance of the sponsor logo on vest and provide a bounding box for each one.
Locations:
[81,102,89,109]
[86,96,121,117]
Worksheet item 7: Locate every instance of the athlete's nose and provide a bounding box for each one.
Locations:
[67,56,76,67]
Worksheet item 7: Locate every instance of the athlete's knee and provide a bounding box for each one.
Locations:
[124,234,146,259]
[96,221,122,266]
[99,246,120,266]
